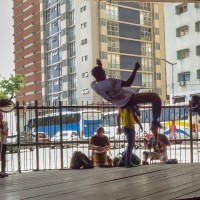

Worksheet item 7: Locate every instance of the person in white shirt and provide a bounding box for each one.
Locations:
[91,59,162,129]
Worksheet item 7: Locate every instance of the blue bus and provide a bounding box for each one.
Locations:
[26,110,101,139]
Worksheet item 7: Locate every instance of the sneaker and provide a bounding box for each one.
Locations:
[1,172,9,177]
[142,161,149,165]
[151,121,163,129]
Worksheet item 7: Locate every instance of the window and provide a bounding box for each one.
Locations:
[196,45,200,55]
[142,73,153,87]
[195,3,200,8]
[178,72,190,82]
[106,4,118,20]
[156,73,161,80]
[107,37,119,52]
[68,57,76,73]
[108,54,120,68]
[195,21,200,32]
[197,69,200,79]
[100,52,107,59]
[141,42,152,56]
[99,18,106,26]
[82,72,89,78]
[107,70,120,79]
[70,89,77,104]
[176,3,188,15]
[68,26,75,41]
[82,55,88,61]
[69,10,74,25]
[155,58,160,65]
[81,39,87,45]
[69,74,77,88]
[99,2,106,10]
[82,89,89,94]
[80,6,86,12]
[177,49,189,60]
[140,27,151,41]
[155,43,160,50]
[154,13,159,20]
[140,12,152,26]
[69,42,76,57]
[46,10,50,22]
[154,28,159,35]
[107,21,119,36]
[81,22,87,29]
[100,35,107,43]
[176,26,188,37]
[141,58,153,72]
[139,3,151,11]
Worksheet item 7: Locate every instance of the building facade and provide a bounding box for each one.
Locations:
[165,2,200,104]
[13,0,42,105]
[14,0,166,106]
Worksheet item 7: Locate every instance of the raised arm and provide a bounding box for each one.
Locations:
[121,62,140,87]
[117,111,122,134]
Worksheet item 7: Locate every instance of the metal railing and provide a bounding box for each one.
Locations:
[3,101,200,173]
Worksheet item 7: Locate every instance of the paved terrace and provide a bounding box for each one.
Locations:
[1,163,200,200]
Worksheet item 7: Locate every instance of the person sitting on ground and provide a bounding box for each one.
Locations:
[88,127,112,167]
[142,127,170,165]
[91,59,162,129]
[117,108,143,167]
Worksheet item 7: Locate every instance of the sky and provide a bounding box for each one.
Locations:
[0,0,14,79]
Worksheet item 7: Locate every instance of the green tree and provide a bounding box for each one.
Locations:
[0,74,24,100]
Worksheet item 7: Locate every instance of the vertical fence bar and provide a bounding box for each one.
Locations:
[59,101,63,169]
[16,101,21,173]
[189,109,193,163]
[35,100,39,170]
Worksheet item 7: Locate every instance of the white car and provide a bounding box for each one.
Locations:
[51,130,79,148]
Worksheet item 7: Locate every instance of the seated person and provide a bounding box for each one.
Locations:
[142,127,170,165]
[88,127,112,166]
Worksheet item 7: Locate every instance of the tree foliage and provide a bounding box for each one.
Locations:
[0,74,24,100]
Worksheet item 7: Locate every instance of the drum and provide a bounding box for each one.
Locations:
[92,150,107,166]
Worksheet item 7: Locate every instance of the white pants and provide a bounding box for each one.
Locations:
[143,151,168,163]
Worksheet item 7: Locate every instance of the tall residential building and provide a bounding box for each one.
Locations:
[165,2,200,104]
[14,0,166,106]
[13,0,42,105]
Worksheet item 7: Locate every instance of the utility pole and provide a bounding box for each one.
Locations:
[160,58,177,104]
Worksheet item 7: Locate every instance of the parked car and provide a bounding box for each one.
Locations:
[33,132,51,147]
[7,134,35,153]
[51,130,79,148]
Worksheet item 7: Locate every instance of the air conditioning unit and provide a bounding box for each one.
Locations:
[179,81,186,86]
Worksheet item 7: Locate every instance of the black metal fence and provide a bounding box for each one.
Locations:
[3,101,200,173]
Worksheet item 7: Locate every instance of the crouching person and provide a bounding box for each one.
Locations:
[88,127,112,167]
[142,127,170,165]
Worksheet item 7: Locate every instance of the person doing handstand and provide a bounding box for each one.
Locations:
[91,59,162,129]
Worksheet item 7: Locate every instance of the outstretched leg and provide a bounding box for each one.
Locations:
[126,92,162,128]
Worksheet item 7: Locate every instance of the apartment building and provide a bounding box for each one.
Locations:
[13,0,42,105]
[165,2,200,103]
[14,0,166,106]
